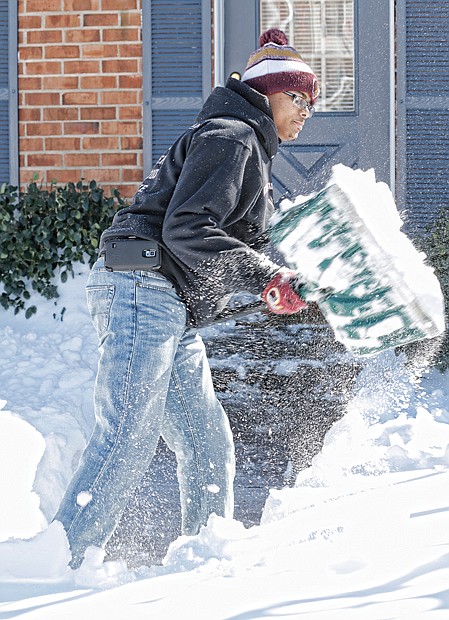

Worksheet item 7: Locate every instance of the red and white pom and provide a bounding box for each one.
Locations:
[259,28,289,47]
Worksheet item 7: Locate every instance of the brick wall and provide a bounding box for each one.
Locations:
[18,0,143,198]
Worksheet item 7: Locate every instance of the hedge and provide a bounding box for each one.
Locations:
[415,207,449,371]
[0,179,126,318]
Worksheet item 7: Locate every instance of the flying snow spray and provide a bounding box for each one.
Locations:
[269,165,445,356]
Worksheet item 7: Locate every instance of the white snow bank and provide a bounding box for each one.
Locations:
[0,258,448,618]
[0,402,46,541]
[0,521,71,582]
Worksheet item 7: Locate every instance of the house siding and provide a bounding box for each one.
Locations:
[17,0,143,197]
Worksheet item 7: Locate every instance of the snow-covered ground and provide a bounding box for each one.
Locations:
[0,263,448,619]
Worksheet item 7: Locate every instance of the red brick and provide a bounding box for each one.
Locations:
[27,122,63,136]
[43,75,79,89]
[28,153,64,167]
[65,153,100,167]
[45,45,80,59]
[20,137,44,151]
[103,152,136,166]
[25,92,60,105]
[27,0,62,11]
[20,168,41,185]
[122,168,142,182]
[120,12,141,27]
[102,59,138,74]
[106,0,137,9]
[103,28,139,42]
[82,136,119,149]
[19,108,41,121]
[80,107,116,120]
[82,43,118,58]
[20,15,42,29]
[26,61,62,75]
[64,121,99,134]
[80,74,117,89]
[102,91,137,105]
[64,60,101,74]
[119,106,141,120]
[65,29,100,43]
[49,169,83,183]
[85,168,120,182]
[83,13,119,27]
[118,43,141,58]
[62,91,98,105]
[46,137,81,150]
[103,121,138,135]
[45,14,80,29]
[27,30,63,44]
[19,47,42,61]
[64,0,100,9]
[44,107,79,121]
[118,74,142,89]
[19,76,42,90]
[113,184,138,198]
[121,136,143,150]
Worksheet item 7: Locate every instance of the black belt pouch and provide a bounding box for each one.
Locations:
[103,238,161,271]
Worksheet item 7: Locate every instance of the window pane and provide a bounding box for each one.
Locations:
[260,0,355,112]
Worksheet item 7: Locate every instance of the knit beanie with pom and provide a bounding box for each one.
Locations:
[241,28,319,104]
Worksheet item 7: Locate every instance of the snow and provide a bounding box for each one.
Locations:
[0,259,448,618]
[272,165,445,356]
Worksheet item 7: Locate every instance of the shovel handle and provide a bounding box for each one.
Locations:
[212,300,267,324]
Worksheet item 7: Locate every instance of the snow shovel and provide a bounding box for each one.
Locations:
[268,165,445,357]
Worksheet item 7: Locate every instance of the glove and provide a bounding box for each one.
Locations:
[262,271,308,315]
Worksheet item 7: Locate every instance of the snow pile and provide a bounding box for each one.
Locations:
[0,264,97,522]
[164,352,449,584]
[0,259,448,617]
[0,403,46,540]
[0,522,71,582]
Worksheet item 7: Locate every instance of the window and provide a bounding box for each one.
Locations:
[261,0,355,112]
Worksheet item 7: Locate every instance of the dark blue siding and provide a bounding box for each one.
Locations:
[405,0,449,233]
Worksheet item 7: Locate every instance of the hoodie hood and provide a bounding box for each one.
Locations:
[195,78,279,160]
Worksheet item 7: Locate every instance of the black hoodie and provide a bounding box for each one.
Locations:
[100,78,281,326]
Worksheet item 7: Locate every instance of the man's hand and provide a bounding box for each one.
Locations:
[262,271,308,314]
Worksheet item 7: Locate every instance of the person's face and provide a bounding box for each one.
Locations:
[267,91,312,142]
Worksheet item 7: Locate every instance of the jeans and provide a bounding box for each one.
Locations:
[54,258,235,569]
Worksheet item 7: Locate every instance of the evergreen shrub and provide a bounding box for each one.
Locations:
[0,179,126,317]
[416,207,449,371]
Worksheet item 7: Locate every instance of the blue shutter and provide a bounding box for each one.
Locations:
[0,2,9,182]
[397,0,449,235]
[143,0,212,173]
[0,1,17,185]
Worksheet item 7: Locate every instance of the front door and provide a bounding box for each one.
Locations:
[222,0,392,201]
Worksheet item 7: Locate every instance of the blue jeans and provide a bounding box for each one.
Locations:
[54,258,235,569]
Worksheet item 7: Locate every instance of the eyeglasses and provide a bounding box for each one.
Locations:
[283,91,315,117]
